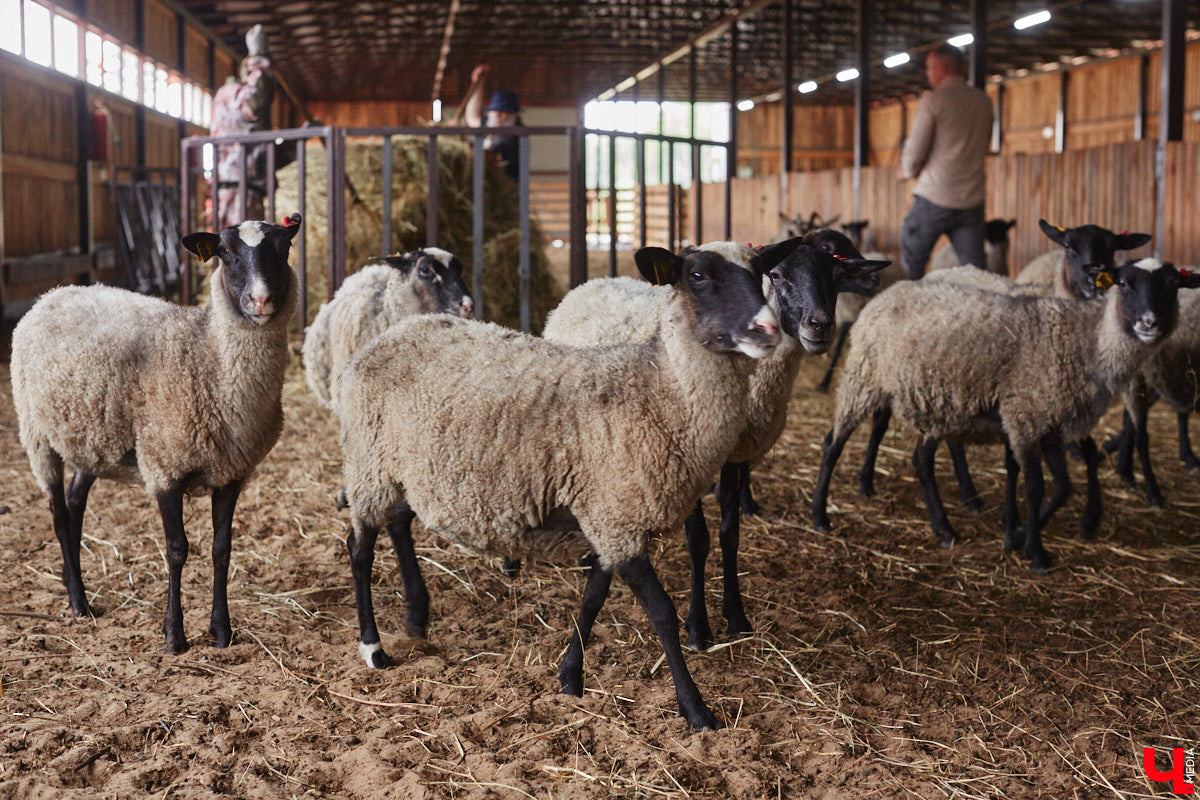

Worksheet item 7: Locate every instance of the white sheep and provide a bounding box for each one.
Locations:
[302,247,473,411]
[811,257,1200,572]
[337,244,790,731]
[543,236,889,649]
[11,215,302,653]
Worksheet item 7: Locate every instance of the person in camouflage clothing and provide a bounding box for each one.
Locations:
[210,24,276,229]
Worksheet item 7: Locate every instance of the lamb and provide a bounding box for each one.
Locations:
[302,247,473,411]
[927,218,1017,274]
[543,235,889,649]
[11,215,302,653]
[810,257,1199,572]
[336,244,790,730]
[1104,286,1200,505]
[1016,220,1151,300]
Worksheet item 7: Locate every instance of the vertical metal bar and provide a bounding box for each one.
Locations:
[1157,0,1186,256]
[426,134,439,247]
[519,136,532,332]
[336,131,347,287]
[1054,69,1068,154]
[693,143,703,245]
[853,0,871,222]
[208,147,219,230]
[608,133,617,277]
[781,0,794,175]
[75,85,90,255]
[296,138,308,336]
[473,134,485,318]
[658,65,666,184]
[688,46,697,139]
[238,143,248,222]
[266,142,276,222]
[667,141,676,249]
[381,135,393,253]
[1135,53,1148,141]
[726,20,737,241]
[991,84,1003,153]
[325,129,337,299]
[637,137,647,248]
[969,0,987,89]
[568,126,587,288]
[180,138,191,305]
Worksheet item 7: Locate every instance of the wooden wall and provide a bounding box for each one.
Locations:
[305,101,434,127]
[736,103,855,174]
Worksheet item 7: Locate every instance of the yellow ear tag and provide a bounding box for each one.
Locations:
[195,239,217,262]
[652,260,670,285]
[1055,225,1065,233]
[1095,271,1114,291]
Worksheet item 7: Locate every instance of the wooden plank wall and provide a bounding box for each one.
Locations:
[144,0,179,67]
[306,101,433,127]
[736,103,855,174]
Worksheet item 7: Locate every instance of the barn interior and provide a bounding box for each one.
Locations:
[2,2,1199,798]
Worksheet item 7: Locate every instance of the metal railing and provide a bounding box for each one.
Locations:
[181,125,729,336]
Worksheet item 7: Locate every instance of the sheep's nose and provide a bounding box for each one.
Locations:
[252,295,272,315]
[751,308,781,345]
[460,296,475,318]
[803,313,832,339]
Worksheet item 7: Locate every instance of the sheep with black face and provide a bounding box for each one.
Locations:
[11,215,301,653]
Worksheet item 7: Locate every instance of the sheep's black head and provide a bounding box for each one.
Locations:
[804,229,865,261]
[840,220,870,249]
[1039,219,1152,300]
[182,213,301,325]
[635,245,781,358]
[374,247,474,318]
[1100,258,1200,345]
[985,219,1017,245]
[768,244,891,353]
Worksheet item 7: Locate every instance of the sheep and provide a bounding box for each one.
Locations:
[336,244,792,731]
[1016,220,1152,300]
[11,215,302,653]
[1103,286,1200,506]
[810,257,1200,572]
[927,218,1017,274]
[543,235,889,649]
[302,247,473,411]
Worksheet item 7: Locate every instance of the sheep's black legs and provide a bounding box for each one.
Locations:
[858,408,891,497]
[947,443,982,514]
[683,500,714,651]
[618,555,721,731]
[385,504,428,638]
[912,438,956,547]
[1178,411,1200,471]
[812,427,852,531]
[1020,445,1052,573]
[1110,410,1137,483]
[557,554,613,696]
[1077,436,1102,537]
[58,468,95,617]
[816,322,851,393]
[738,468,761,516]
[717,461,752,637]
[347,518,387,668]
[209,480,242,647]
[1038,439,1072,526]
[156,487,190,654]
[1002,443,1023,551]
[1132,401,1164,507]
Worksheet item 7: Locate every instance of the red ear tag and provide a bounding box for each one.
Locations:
[1120,229,1128,235]
[282,214,299,227]
[1181,268,1193,277]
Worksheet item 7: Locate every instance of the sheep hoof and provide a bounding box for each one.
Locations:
[740,498,762,516]
[557,667,584,697]
[685,621,714,653]
[1003,528,1025,552]
[683,704,723,731]
[500,557,522,578]
[962,497,983,515]
[163,633,190,655]
[939,536,956,550]
[209,623,233,648]
[1146,491,1165,509]
[858,481,876,498]
[811,512,831,532]
[1182,457,1200,473]
[1028,551,1053,574]
[358,641,390,668]
[724,616,753,639]
[68,599,93,618]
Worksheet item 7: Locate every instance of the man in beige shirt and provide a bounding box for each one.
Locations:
[899,44,994,278]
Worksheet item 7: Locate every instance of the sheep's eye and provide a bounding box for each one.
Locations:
[689,271,708,283]
[419,264,434,278]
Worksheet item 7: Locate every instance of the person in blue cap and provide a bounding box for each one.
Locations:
[464,64,523,181]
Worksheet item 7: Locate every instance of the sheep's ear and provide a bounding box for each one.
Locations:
[1115,231,1152,252]
[279,213,302,241]
[1007,219,1017,230]
[751,236,805,277]
[182,232,220,262]
[1039,219,1067,246]
[1177,266,1200,289]
[836,258,891,296]
[635,247,683,285]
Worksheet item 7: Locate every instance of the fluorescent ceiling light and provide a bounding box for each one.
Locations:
[884,52,911,68]
[1014,10,1051,30]
[948,33,974,47]
[798,80,818,93]
[836,68,860,82]
[737,99,755,111]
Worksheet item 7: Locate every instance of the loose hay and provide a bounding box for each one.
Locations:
[274,136,561,331]
[0,353,1198,798]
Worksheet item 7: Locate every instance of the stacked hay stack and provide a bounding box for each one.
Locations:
[274,135,560,331]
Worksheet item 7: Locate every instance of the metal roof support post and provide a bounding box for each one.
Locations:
[853,0,871,222]
[969,0,987,90]
[781,0,793,206]
[568,125,587,288]
[608,133,617,277]
[1156,0,1185,256]
[658,66,666,184]
[1135,53,1148,141]
[991,84,1003,153]
[726,20,738,241]
[1054,70,1068,154]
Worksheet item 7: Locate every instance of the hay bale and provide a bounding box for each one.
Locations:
[274,135,561,332]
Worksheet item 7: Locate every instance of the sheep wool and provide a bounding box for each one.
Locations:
[12,264,296,497]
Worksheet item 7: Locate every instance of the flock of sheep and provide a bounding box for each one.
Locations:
[9,207,1198,732]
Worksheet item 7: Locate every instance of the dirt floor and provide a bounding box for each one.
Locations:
[1,325,1198,799]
